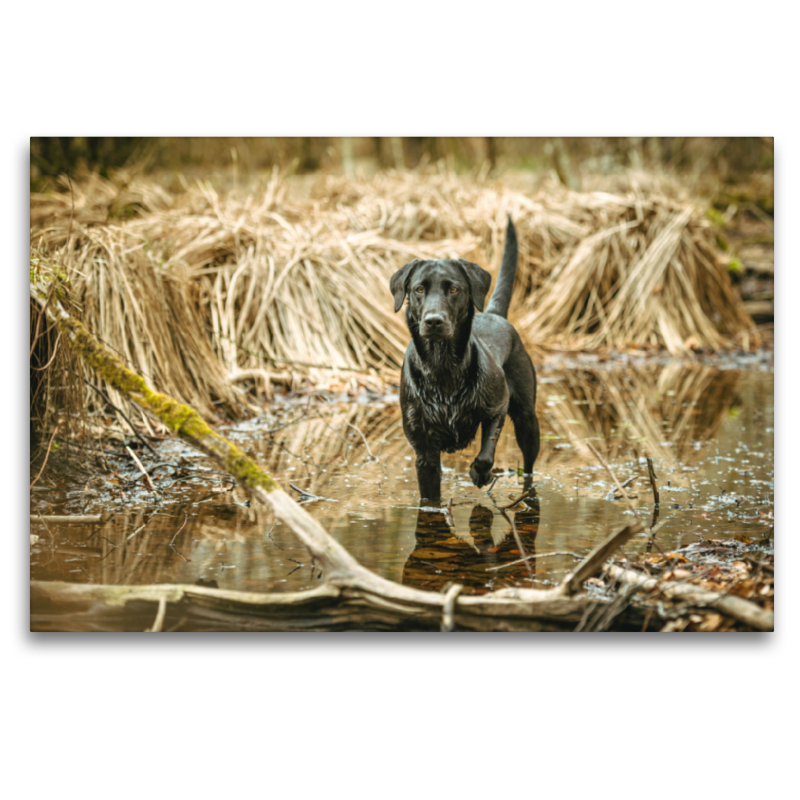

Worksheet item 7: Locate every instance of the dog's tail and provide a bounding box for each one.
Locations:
[484,216,518,319]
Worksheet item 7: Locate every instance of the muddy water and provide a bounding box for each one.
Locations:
[30,358,774,601]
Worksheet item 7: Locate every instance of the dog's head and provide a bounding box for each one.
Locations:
[389,258,491,340]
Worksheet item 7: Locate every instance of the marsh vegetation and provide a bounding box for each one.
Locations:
[30,137,774,631]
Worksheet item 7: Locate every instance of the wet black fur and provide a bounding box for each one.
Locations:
[390,218,540,503]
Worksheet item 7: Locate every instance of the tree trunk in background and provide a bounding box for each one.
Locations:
[299,137,327,172]
[485,137,497,172]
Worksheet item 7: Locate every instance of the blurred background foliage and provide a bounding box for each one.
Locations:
[30,136,773,202]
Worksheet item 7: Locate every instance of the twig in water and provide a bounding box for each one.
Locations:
[500,508,535,584]
[345,421,377,460]
[344,420,389,482]
[486,551,583,572]
[500,488,534,510]
[289,482,323,502]
[88,533,119,551]
[170,512,189,546]
[444,497,455,528]
[264,519,281,550]
[586,441,667,557]
[286,556,306,577]
[127,510,160,541]
[605,476,636,501]
[646,456,660,506]
[586,441,642,526]
[170,546,189,563]
[125,446,160,499]
[645,456,661,535]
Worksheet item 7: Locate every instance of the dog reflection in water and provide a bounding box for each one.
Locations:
[402,490,540,593]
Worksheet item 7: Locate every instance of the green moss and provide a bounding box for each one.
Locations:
[31,258,72,307]
[56,313,280,494]
[706,208,727,227]
[728,257,743,274]
[224,451,280,493]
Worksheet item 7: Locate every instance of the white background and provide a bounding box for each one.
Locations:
[5,3,794,798]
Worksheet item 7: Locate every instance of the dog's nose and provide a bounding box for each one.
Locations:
[423,314,445,330]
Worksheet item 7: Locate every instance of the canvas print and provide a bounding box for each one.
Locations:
[29,137,774,631]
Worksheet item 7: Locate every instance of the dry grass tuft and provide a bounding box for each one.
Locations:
[515,180,756,353]
[30,166,757,425]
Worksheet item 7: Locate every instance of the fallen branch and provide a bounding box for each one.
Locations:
[560,524,644,595]
[125,446,160,499]
[30,580,636,632]
[31,279,366,583]
[26,278,686,632]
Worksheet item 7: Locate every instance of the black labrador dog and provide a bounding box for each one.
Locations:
[390,218,540,503]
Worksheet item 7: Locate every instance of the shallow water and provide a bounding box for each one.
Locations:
[30,357,774,603]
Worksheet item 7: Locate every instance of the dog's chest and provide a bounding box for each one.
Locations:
[414,388,482,453]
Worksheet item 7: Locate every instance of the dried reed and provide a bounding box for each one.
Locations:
[30,166,757,424]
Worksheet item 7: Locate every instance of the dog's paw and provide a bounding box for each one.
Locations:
[469,458,494,488]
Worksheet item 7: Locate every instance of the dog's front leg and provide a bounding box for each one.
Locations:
[469,412,506,488]
[415,449,442,505]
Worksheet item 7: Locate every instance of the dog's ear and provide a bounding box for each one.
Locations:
[456,259,492,312]
[389,259,421,312]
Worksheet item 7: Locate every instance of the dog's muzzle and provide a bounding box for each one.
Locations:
[421,314,451,339]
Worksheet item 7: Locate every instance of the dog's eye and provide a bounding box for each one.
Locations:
[450,287,458,293]
[415,287,424,294]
